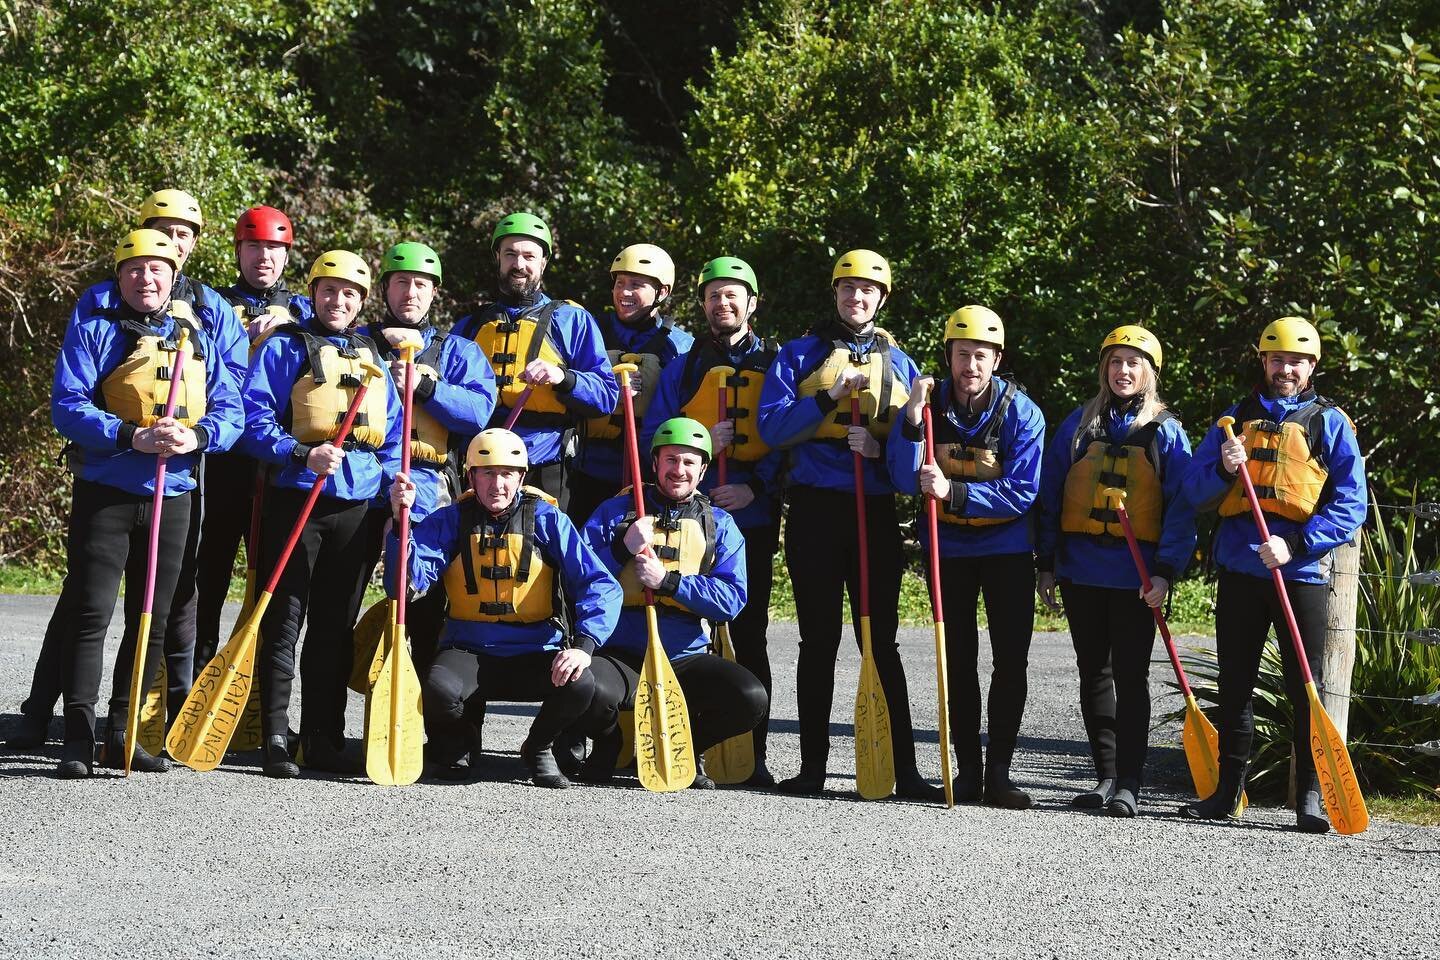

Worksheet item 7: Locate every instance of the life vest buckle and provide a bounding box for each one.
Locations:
[1098,470,1126,487]
[495,374,513,387]
[480,564,513,581]
[1251,447,1280,462]
[654,545,680,561]
[495,319,521,333]
[338,373,362,389]
[479,601,515,616]
[492,352,518,365]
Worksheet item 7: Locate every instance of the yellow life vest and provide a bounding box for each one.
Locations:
[678,336,777,463]
[793,331,908,441]
[387,332,454,468]
[443,488,560,624]
[466,300,572,422]
[99,307,208,429]
[929,378,1019,527]
[617,485,718,612]
[585,318,677,441]
[1060,411,1173,543]
[280,325,389,449]
[224,286,295,357]
[1217,394,1338,523]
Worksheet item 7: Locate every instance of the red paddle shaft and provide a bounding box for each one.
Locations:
[617,368,656,605]
[1111,499,1195,699]
[395,348,416,628]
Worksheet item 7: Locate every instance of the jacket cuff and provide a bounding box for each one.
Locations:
[747,476,766,498]
[943,481,970,515]
[573,635,598,656]
[900,417,923,442]
[556,369,578,393]
[1214,459,1236,482]
[1282,531,1306,559]
[814,391,838,415]
[1152,563,1176,583]
[192,425,211,452]
[610,525,636,566]
[117,423,137,450]
[1036,554,1055,573]
[290,441,314,466]
[413,374,437,403]
[655,571,681,597]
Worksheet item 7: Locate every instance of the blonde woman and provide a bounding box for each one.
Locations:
[1036,326,1196,816]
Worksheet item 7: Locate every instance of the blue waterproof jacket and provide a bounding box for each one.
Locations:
[73,276,246,385]
[218,279,314,335]
[451,293,618,467]
[582,487,747,660]
[239,317,403,502]
[52,300,243,496]
[1186,389,1367,584]
[1036,403,1196,588]
[388,491,621,655]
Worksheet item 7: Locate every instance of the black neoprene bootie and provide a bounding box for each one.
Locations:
[983,764,1033,810]
[1179,766,1244,821]
[690,754,716,790]
[777,765,827,795]
[521,739,570,789]
[1294,789,1331,835]
[1071,778,1117,810]
[551,728,587,779]
[745,758,776,789]
[1107,779,1140,818]
[99,722,169,773]
[951,762,983,803]
[56,738,94,779]
[263,735,299,779]
[577,725,620,784]
[301,734,362,775]
[895,769,945,802]
[6,712,48,749]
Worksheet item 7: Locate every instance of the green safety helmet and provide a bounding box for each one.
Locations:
[696,256,758,299]
[651,416,713,463]
[380,241,442,284]
[492,212,552,257]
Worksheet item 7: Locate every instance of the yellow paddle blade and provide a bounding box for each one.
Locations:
[122,610,154,776]
[239,568,257,620]
[635,608,696,792]
[854,616,895,800]
[934,621,954,808]
[617,709,635,769]
[233,685,264,751]
[350,599,389,694]
[1181,694,1248,816]
[166,592,269,771]
[138,659,167,756]
[703,625,755,784]
[365,610,426,786]
[1306,681,1369,835]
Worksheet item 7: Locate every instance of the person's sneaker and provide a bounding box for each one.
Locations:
[1071,778,1117,810]
[521,740,570,789]
[5,713,49,749]
[262,735,299,779]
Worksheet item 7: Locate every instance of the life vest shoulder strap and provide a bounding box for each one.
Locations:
[933,377,1015,451]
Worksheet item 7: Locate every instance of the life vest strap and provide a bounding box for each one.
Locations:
[479,601,515,616]
[1251,447,1280,462]
[1097,470,1127,487]
[655,545,680,561]
[480,564,513,581]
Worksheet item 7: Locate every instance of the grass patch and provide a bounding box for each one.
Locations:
[1369,794,1440,827]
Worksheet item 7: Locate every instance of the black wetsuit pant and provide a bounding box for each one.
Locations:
[424,647,609,757]
[1214,570,1328,796]
[932,550,1035,771]
[731,519,779,760]
[48,479,190,752]
[356,507,447,677]
[256,487,369,746]
[784,486,921,776]
[192,450,258,678]
[589,648,768,755]
[1060,581,1157,783]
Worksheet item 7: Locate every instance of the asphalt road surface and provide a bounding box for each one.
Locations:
[1,594,1435,958]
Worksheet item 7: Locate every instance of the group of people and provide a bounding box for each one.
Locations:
[6,188,1367,835]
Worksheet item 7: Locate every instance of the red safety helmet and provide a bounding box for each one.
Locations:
[234,205,294,247]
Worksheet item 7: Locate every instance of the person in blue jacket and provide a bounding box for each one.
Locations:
[355,240,496,673]
[450,212,618,511]
[40,228,242,777]
[10,190,248,751]
[1034,325,1195,817]
[639,256,784,787]
[580,417,767,788]
[192,204,316,679]
[888,305,1045,808]
[568,243,694,526]
[239,249,403,778]
[387,428,622,789]
[758,250,941,801]
[1180,317,1366,834]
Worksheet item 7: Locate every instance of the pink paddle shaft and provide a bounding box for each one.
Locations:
[1221,422,1317,685]
[503,385,534,431]
[617,370,656,605]
[1111,500,1195,699]
[260,376,377,597]
[851,395,870,620]
[395,351,416,628]
[920,404,944,624]
[141,331,193,618]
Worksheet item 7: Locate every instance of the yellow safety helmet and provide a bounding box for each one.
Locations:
[113,229,180,273]
[140,189,204,230]
[944,305,1005,350]
[1257,316,1321,360]
[306,250,372,298]
[832,249,892,294]
[1100,324,1163,371]
[610,243,675,293]
[465,428,529,471]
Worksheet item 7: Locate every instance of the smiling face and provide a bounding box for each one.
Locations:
[470,465,524,513]
[146,217,197,268]
[237,239,289,290]
[947,339,1000,400]
[1105,346,1151,401]
[1262,351,1316,397]
[702,280,754,341]
[612,272,664,324]
[117,257,176,313]
[312,277,364,332]
[653,446,707,501]
[834,278,884,329]
[384,271,436,324]
[496,236,547,298]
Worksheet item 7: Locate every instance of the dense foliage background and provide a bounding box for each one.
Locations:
[2,0,1438,567]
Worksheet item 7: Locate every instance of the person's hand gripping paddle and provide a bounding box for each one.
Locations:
[166,361,385,771]
[1217,416,1367,834]
[365,341,425,786]
[615,361,696,792]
